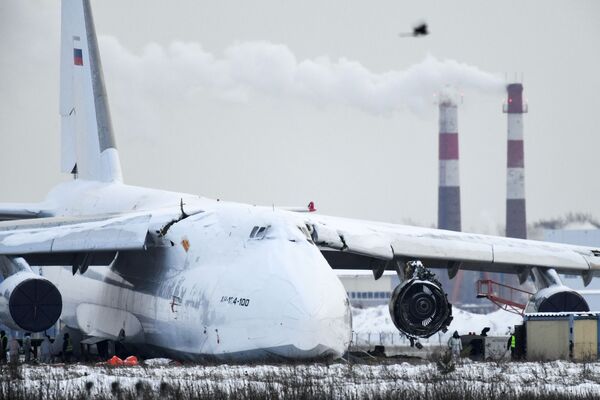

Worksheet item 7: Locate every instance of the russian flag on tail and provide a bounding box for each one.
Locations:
[73,36,83,66]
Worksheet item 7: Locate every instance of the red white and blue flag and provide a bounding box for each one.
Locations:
[73,36,83,66]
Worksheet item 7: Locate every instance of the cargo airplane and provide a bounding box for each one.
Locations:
[0,0,598,361]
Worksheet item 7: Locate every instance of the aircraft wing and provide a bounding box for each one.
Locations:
[0,203,51,221]
[0,213,152,255]
[302,213,600,279]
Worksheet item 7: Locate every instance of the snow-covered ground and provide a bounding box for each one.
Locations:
[3,360,600,399]
[1,307,584,399]
[0,306,591,399]
[351,305,522,347]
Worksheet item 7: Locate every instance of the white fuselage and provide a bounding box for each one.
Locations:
[38,180,352,360]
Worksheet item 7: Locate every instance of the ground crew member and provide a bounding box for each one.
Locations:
[508,333,516,359]
[0,331,7,364]
[448,331,463,359]
[62,333,73,363]
[23,332,32,363]
[8,337,20,364]
[40,335,52,363]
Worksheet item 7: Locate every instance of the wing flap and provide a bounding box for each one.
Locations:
[0,214,151,255]
[492,242,589,269]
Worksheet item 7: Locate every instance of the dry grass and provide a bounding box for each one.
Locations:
[0,360,599,400]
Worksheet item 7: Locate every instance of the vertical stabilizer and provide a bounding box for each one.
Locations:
[60,0,122,182]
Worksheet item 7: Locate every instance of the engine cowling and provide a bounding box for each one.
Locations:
[389,278,453,339]
[526,285,589,313]
[0,272,62,332]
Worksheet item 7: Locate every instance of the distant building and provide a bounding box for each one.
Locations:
[544,228,600,311]
[336,270,399,308]
[544,228,600,247]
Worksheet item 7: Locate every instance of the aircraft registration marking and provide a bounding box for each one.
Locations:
[220,296,250,307]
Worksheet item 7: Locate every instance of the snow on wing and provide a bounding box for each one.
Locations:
[304,214,600,275]
[0,213,151,255]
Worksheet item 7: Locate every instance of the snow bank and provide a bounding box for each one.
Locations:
[352,305,522,345]
[144,358,173,366]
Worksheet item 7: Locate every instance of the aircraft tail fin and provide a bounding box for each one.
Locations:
[60,0,123,182]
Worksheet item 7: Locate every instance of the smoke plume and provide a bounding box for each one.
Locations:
[99,37,504,116]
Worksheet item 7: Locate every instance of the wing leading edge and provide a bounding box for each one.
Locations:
[302,214,600,278]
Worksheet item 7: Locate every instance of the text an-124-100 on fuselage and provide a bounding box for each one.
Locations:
[0,0,599,361]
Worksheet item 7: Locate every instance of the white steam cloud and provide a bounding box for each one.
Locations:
[100,37,504,116]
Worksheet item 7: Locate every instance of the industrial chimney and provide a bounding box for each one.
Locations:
[504,83,528,239]
[438,96,461,232]
[437,93,473,307]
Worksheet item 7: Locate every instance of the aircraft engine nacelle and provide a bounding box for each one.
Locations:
[0,272,62,332]
[389,278,453,339]
[525,285,589,313]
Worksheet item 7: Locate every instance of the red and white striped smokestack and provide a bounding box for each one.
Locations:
[438,96,461,232]
[504,83,528,239]
[437,94,469,306]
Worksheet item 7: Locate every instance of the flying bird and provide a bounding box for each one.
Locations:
[399,22,429,38]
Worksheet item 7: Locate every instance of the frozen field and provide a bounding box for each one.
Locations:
[2,360,600,400]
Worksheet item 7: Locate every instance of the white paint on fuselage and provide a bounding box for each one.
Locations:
[40,180,351,360]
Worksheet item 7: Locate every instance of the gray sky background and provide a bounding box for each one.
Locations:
[0,0,599,234]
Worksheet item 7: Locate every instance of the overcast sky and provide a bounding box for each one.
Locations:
[1,1,599,234]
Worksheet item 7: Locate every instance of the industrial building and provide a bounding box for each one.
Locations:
[336,270,399,308]
[524,312,599,361]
